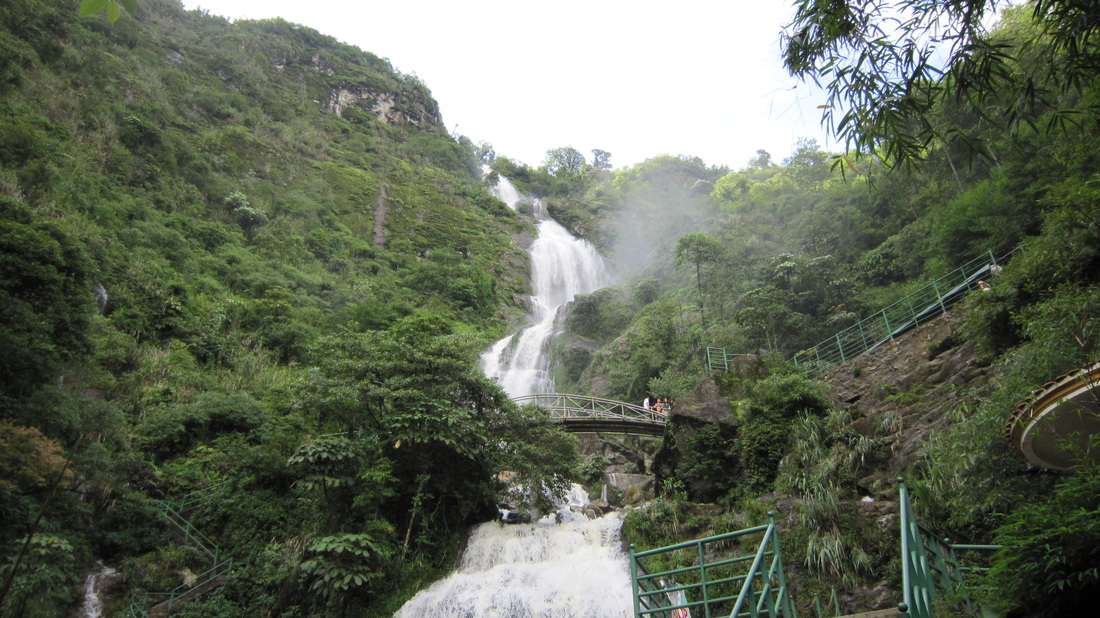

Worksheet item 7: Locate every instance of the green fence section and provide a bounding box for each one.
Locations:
[707,248,1018,374]
[630,484,999,618]
[630,513,797,618]
[130,484,233,617]
[791,249,1014,373]
[707,348,747,372]
[898,479,999,618]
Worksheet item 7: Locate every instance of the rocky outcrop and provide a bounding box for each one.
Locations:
[328,87,441,127]
[822,311,991,483]
[649,370,744,502]
[575,434,657,475]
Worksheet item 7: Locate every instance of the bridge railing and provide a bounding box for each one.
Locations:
[513,393,666,425]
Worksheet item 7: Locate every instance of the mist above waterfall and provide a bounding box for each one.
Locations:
[604,155,726,282]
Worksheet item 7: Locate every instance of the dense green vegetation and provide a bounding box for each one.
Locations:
[0,1,576,615]
[3,0,1100,616]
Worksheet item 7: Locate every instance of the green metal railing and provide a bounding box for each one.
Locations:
[630,513,797,618]
[812,588,841,618]
[707,348,744,372]
[706,249,1018,375]
[898,479,999,617]
[130,559,233,617]
[791,249,1017,373]
[130,484,233,617]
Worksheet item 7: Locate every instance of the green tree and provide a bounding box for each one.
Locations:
[544,146,586,177]
[0,199,91,402]
[733,287,796,352]
[712,172,751,209]
[984,463,1100,616]
[675,232,725,329]
[590,149,612,170]
[78,0,136,24]
[782,1,1100,168]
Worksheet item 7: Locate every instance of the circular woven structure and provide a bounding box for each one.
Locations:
[1006,361,1100,469]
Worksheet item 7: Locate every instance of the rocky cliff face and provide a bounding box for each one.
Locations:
[821,311,992,488]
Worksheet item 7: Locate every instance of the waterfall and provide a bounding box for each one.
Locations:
[394,485,633,618]
[482,174,610,398]
[393,178,631,616]
[79,561,117,618]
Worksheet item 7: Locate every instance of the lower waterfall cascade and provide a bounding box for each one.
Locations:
[79,561,117,618]
[393,485,632,618]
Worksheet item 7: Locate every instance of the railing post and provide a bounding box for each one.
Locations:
[898,478,917,617]
[931,280,947,314]
[630,544,642,618]
[768,511,796,618]
[835,333,846,363]
[881,309,892,340]
[696,540,709,615]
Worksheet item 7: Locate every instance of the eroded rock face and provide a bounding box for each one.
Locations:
[821,311,991,485]
[328,87,441,127]
[650,371,745,502]
[575,434,657,475]
[671,372,737,426]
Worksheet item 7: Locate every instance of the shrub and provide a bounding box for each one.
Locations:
[983,462,1100,616]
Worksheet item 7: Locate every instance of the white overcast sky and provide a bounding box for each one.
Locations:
[182,0,833,171]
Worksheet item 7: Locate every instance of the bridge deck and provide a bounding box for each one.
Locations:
[512,393,667,436]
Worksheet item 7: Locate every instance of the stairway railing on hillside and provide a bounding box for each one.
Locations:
[629,513,797,618]
[790,248,1018,373]
[129,484,233,618]
[897,479,999,618]
[707,348,748,372]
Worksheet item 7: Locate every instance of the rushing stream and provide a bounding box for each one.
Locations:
[394,175,630,616]
[79,561,117,618]
[394,486,632,618]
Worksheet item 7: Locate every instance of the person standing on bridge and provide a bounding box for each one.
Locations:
[643,395,651,410]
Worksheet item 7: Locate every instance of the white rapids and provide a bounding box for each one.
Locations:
[79,561,117,618]
[394,485,633,618]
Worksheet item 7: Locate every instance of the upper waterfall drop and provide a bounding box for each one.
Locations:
[482,173,610,398]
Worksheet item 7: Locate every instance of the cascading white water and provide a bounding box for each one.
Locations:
[79,561,117,618]
[393,176,630,616]
[482,175,610,398]
[394,485,633,618]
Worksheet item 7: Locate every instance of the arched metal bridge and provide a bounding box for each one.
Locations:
[512,393,667,436]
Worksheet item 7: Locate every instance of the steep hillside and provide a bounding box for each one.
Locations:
[1,2,583,616]
[636,309,998,611]
[820,311,992,484]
